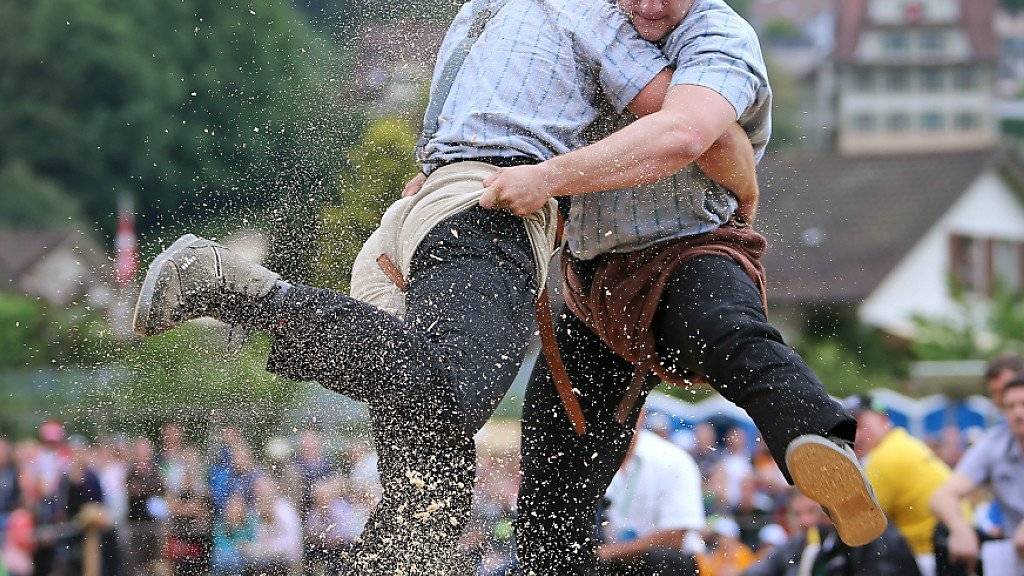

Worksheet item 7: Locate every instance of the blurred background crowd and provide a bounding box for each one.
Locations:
[0,418,526,576]
[0,353,1017,576]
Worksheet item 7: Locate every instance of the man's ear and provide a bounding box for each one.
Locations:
[626,68,673,117]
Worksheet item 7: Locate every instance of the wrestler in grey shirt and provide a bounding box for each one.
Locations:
[417,0,669,169]
[566,0,772,260]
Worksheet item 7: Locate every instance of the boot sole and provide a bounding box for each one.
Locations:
[132,233,200,336]
[785,435,888,547]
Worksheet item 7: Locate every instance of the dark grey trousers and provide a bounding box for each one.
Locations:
[516,255,855,574]
[266,206,537,574]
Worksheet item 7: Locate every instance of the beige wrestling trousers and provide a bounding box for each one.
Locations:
[350,161,559,317]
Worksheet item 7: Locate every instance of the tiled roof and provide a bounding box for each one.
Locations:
[756,148,1004,304]
[836,0,998,63]
[0,229,75,290]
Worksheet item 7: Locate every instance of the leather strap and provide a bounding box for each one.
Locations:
[615,365,651,425]
[376,254,409,292]
[536,285,587,436]
[373,208,586,436]
[535,210,587,436]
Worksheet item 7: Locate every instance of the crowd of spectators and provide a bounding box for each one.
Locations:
[593,353,1024,576]
[0,423,384,576]
[0,354,1020,576]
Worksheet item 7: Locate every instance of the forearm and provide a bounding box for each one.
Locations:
[599,529,685,561]
[478,86,744,216]
[695,123,759,221]
[543,84,740,199]
[931,487,972,535]
[544,111,703,199]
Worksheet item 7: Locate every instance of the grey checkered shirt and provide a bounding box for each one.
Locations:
[417,0,669,169]
[566,0,773,260]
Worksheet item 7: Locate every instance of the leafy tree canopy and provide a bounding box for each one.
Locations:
[912,287,1024,361]
[1004,0,1024,13]
[315,117,418,289]
[0,160,82,228]
[0,0,352,237]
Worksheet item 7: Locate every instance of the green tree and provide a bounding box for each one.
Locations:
[1004,0,1024,13]
[764,57,804,150]
[295,0,461,31]
[764,19,804,43]
[0,0,351,237]
[911,287,1024,361]
[725,0,751,17]
[0,160,82,228]
[101,326,299,438]
[798,338,902,397]
[0,293,122,370]
[0,294,47,368]
[315,117,418,289]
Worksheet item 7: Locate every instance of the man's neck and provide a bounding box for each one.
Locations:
[871,426,896,451]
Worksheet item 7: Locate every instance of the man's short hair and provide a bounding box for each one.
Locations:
[1002,375,1024,397]
[984,354,1024,381]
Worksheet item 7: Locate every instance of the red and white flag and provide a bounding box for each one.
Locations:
[115,197,138,285]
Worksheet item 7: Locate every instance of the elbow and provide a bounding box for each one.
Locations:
[929,486,950,516]
[664,126,709,166]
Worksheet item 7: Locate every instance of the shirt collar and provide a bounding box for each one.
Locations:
[1008,433,1024,461]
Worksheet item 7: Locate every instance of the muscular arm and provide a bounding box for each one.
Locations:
[625,69,672,118]
[480,83,759,219]
[695,122,758,222]
[547,84,743,195]
[627,71,758,220]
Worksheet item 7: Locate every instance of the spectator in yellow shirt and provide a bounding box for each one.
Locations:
[847,394,951,576]
[699,517,756,576]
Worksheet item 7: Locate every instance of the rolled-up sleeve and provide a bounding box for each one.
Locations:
[955,430,995,486]
[573,2,669,113]
[663,8,768,119]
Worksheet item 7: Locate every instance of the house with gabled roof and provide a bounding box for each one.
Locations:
[834,0,1000,155]
[0,228,111,307]
[757,148,1024,338]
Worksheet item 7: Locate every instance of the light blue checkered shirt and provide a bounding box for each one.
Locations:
[417,0,669,168]
[566,0,773,260]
